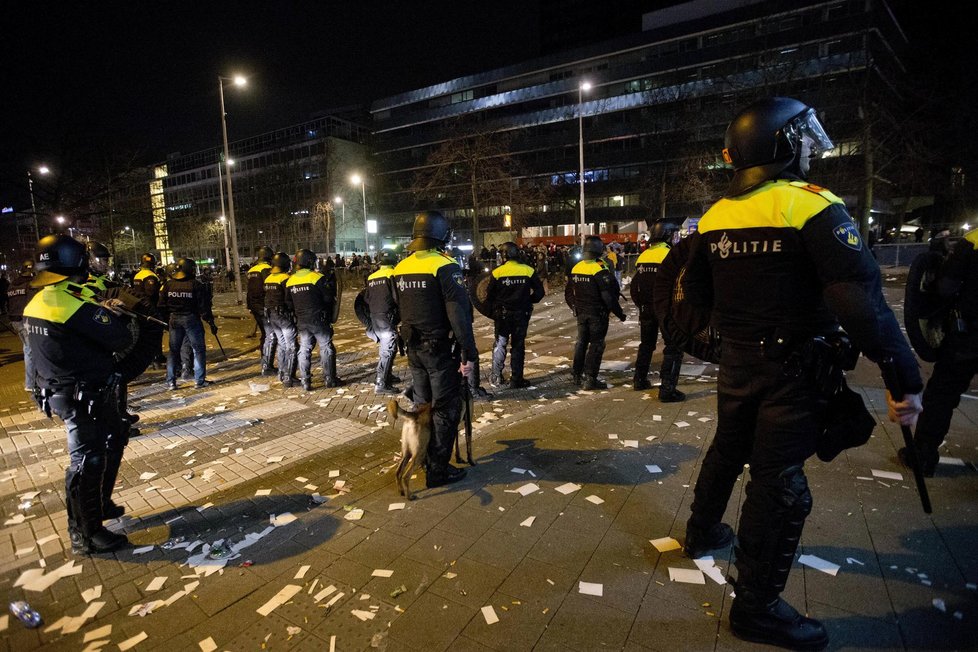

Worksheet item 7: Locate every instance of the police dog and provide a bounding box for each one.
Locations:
[388,399,433,500]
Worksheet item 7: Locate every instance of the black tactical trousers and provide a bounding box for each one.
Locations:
[264,310,297,378]
[407,339,462,471]
[375,328,398,383]
[492,311,530,381]
[298,322,337,382]
[634,317,684,387]
[250,308,267,353]
[689,341,820,597]
[573,311,609,378]
[915,334,978,461]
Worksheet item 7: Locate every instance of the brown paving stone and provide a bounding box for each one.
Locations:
[386,591,477,652]
[543,592,633,649]
[427,557,510,611]
[461,589,554,651]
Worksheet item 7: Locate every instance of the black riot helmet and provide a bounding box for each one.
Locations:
[377,250,397,266]
[294,249,317,270]
[721,97,834,197]
[406,211,453,251]
[499,241,520,263]
[649,221,681,244]
[172,257,197,280]
[20,259,35,278]
[33,234,89,287]
[582,235,605,260]
[87,241,112,274]
[271,252,292,274]
[141,252,157,269]
[255,245,274,263]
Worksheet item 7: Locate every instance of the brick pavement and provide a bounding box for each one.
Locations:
[0,286,976,651]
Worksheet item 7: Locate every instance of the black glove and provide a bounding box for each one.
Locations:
[208,321,219,335]
[617,311,627,322]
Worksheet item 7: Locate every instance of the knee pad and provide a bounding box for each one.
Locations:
[778,465,813,518]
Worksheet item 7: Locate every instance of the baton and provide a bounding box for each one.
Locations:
[881,357,932,514]
[211,329,227,358]
[456,350,475,465]
[67,290,168,328]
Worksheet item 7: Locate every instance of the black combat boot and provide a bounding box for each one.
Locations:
[67,468,129,555]
[897,446,936,478]
[729,588,828,651]
[508,377,530,389]
[658,355,686,402]
[633,377,652,391]
[301,378,313,392]
[375,373,399,395]
[683,522,734,558]
[101,449,126,520]
[425,464,467,488]
[583,376,608,390]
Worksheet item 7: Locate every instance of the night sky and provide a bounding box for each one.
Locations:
[0,1,970,211]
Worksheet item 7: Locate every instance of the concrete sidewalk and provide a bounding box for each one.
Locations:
[0,287,975,651]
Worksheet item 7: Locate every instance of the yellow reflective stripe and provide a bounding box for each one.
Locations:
[285,269,322,287]
[86,275,108,292]
[134,269,158,281]
[266,273,290,284]
[248,263,271,273]
[491,261,534,279]
[698,180,844,233]
[23,283,88,324]
[368,267,394,280]
[965,228,978,249]
[393,251,453,276]
[571,260,606,276]
[636,243,669,264]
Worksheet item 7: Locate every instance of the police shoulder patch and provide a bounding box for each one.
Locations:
[800,183,827,194]
[833,222,862,251]
[93,308,112,324]
[453,271,466,288]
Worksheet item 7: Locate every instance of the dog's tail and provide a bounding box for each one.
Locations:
[387,398,400,426]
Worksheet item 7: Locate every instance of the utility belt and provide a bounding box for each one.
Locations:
[495,306,531,320]
[35,373,120,418]
[765,329,858,398]
[264,306,292,318]
[399,323,452,351]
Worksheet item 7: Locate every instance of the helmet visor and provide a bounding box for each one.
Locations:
[785,109,834,157]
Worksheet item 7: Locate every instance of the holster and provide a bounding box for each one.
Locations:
[776,331,858,399]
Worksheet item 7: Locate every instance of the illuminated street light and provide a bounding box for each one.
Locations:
[123,225,137,264]
[217,215,231,270]
[350,174,369,253]
[219,73,247,303]
[577,81,591,246]
[27,165,51,241]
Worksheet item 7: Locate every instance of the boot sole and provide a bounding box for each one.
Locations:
[731,624,828,651]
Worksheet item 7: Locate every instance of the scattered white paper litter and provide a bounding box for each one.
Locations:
[145,577,167,592]
[118,631,148,651]
[508,483,540,496]
[622,440,639,449]
[693,556,727,585]
[198,637,218,652]
[555,482,581,495]
[266,456,284,464]
[932,598,946,613]
[674,421,690,428]
[871,469,904,481]
[295,476,309,483]
[254,489,272,496]
[351,609,376,621]
[329,470,340,477]
[270,512,297,527]
[652,415,662,422]
[371,569,394,578]
[256,584,303,616]
[585,495,605,505]
[607,434,619,440]
[668,567,706,584]
[84,624,112,643]
[798,554,840,576]
[481,605,499,624]
[388,503,406,511]
[939,456,965,466]
[314,585,337,603]
[138,472,157,481]
[294,565,311,579]
[344,508,364,521]
[650,537,681,553]
[510,467,527,474]
[520,516,536,528]
[645,465,662,474]
[578,581,604,596]
[81,585,103,603]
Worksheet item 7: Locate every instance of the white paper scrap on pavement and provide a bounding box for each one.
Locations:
[622,440,639,449]
[520,516,536,528]
[329,469,340,477]
[650,537,681,553]
[511,467,527,474]
[555,482,581,495]
[314,585,337,603]
[668,567,706,584]
[692,556,727,585]
[607,434,619,440]
[646,465,662,474]
[674,421,690,428]
[118,631,149,651]
[84,624,112,643]
[509,483,540,496]
[198,637,218,652]
[389,502,405,511]
[933,598,946,613]
[482,605,499,624]
[295,476,309,483]
[0,614,7,632]
[270,512,297,527]
[351,609,376,621]
[344,508,364,521]
[266,456,284,464]
[939,456,966,466]
[256,584,303,616]
[798,554,840,576]
[578,581,604,596]
[81,585,103,603]
[145,576,167,592]
[371,569,394,578]
[295,565,311,579]
[585,495,605,505]
[652,415,662,422]
[871,469,904,481]
[254,489,272,496]
[138,472,157,481]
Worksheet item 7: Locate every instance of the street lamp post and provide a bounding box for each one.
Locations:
[219,74,247,304]
[333,196,345,255]
[577,81,591,246]
[124,226,137,265]
[218,217,231,271]
[27,165,50,242]
[350,174,368,253]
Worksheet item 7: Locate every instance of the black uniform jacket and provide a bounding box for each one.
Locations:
[132,268,161,307]
[246,262,272,312]
[365,266,399,331]
[160,278,214,321]
[685,178,922,392]
[392,250,478,359]
[938,228,978,332]
[23,281,133,391]
[487,260,545,313]
[630,242,670,319]
[285,268,335,329]
[263,272,291,311]
[569,259,626,319]
[6,275,37,320]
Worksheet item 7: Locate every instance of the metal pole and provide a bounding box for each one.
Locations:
[360,181,369,253]
[217,162,231,271]
[130,229,137,266]
[219,78,244,304]
[27,170,40,242]
[577,85,586,246]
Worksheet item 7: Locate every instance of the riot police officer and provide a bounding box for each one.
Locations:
[392,211,477,487]
[901,227,978,476]
[161,257,217,389]
[487,241,544,389]
[6,259,39,391]
[567,235,626,390]
[24,235,132,554]
[132,253,165,367]
[631,221,685,401]
[286,249,343,391]
[681,97,922,650]
[247,245,274,363]
[263,252,297,387]
[365,249,401,395]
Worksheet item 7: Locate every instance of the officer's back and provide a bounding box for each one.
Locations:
[286,263,333,327]
[570,257,618,314]
[489,254,544,313]
[366,260,398,329]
